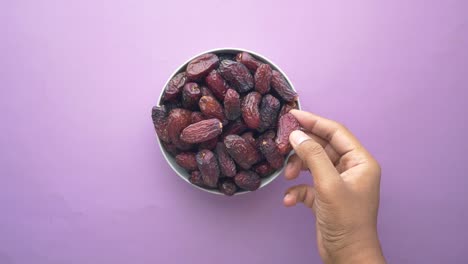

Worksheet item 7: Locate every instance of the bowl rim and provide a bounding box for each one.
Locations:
[157,47,301,195]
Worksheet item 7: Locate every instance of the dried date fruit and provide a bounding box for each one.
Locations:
[151,105,170,143]
[163,72,187,102]
[189,171,205,187]
[279,101,299,119]
[223,88,241,121]
[161,141,180,156]
[175,152,198,171]
[180,119,223,144]
[196,149,220,188]
[234,170,261,191]
[186,53,219,81]
[218,178,237,196]
[241,91,261,129]
[253,162,276,178]
[167,108,193,150]
[198,136,219,151]
[259,137,285,169]
[182,82,202,110]
[191,111,205,124]
[241,132,256,148]
[199,96,226,123]
[224,135,261,170]
[221,119,247,140]
[276,113,301,155]
[215,143,237,177]
[218,60,254,93]
[254,64,272,94]
[235,52,262,72]
[271,70,298,102]
[258,94,280,132]
[205,70,230,101]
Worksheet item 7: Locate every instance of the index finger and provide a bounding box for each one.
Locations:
[289,109,362,156]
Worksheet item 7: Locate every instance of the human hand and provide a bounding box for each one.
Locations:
[283,110,385,264]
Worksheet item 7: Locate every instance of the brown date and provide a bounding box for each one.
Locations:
[218,60,254,93]
[198,136,219,151]
[163,72,187,102]
[235,52,262,72]
[182,82,202,110]
[258,94,280,132]
[218,178,237,196]
[271,70,298,102]
[253,162,276,178]
[175,152,198,171]
[205,70,230,101]
[276,113,301,155]
[224,135,261,170]
[241,91,261,129]
[151,105,170,143]
[189,171,205,187]
[196,149,220,188]
[191,111,205,124]
[223,89,241,121]
[279,101,299,119]
[241,131,256,148]
[234,170,261,191]
[200,85,214,97]
[215,142,237,177]
[254,64,272,94]
[221,119,247,140]
[259,137,285,169]
[180,119,223,144]
[199,96,226,124]
[186,53,219,81]
[167,108,193,150]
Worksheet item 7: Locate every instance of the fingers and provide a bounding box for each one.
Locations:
[290,109,361,156]
[284,184,316,208]
[284,154,304,180]
[289,130,341,188]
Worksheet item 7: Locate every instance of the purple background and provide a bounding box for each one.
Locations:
[1,0,467,263]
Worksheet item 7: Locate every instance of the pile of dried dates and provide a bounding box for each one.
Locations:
[152,51,300,195]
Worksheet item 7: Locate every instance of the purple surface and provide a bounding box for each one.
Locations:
[1,0,467,263]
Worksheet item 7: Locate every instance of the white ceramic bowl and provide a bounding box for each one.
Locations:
[157,48,301,195]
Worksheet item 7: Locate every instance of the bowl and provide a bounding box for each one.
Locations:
[157,47,301,195]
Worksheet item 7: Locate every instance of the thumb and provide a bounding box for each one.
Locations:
[289,130,341,189]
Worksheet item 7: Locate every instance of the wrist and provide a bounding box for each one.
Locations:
[328,229,385,264]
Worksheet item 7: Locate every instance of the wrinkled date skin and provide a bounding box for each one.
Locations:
[254,64,273,95]
[218,60,254,93]
[224,135,260,170]
[151,105,170,143]
[241,91,262,129]
[215,142,237,177]
[180,119,223,144]
[256,130,276,150]
[276,113,301,155]
[224,89,241,121]
[199,96,226,123]
[258,94,280,132]
[253,161,276,178]
[221,119,247,140]
[200,85,214,97]
[182,82,202,110]
[167,108,193,150]
[218,179,237,196]
[186,53,219,81]
[198,136,219,151]
[234,170,261,191]
[191,111,205,124]
[189,171,205,187]
[163,72,187,102]
[196,149,220,188]
[271,70,298,102]
[175,152,198,171]
[241,131,256,148]
[235,52,262,72]
[205,70,230,101]
[259,137,285,169]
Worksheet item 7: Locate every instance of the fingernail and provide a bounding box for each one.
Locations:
[289,130,310,147]
[284,193,291,202]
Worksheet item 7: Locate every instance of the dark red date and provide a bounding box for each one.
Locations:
[276,113,301,155]
[241,91,262,129]
[180,119,223,143]
[218,178,237,196]
[167,108,193,150]
[234,170,261,191]
[196,149,220,188]
[175,152,198,171]
[186,53,219,81]
[215,142,237,177]
[258,94,280,132]
[224,135,261,170]
[218,60,254,93]
[205,70,230,101]
[235,52,262,72]
[199,96,226,123]
[271,70,298,102]
[224,89,241,121]
[163,72,187,102]
[254,64,272,94]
